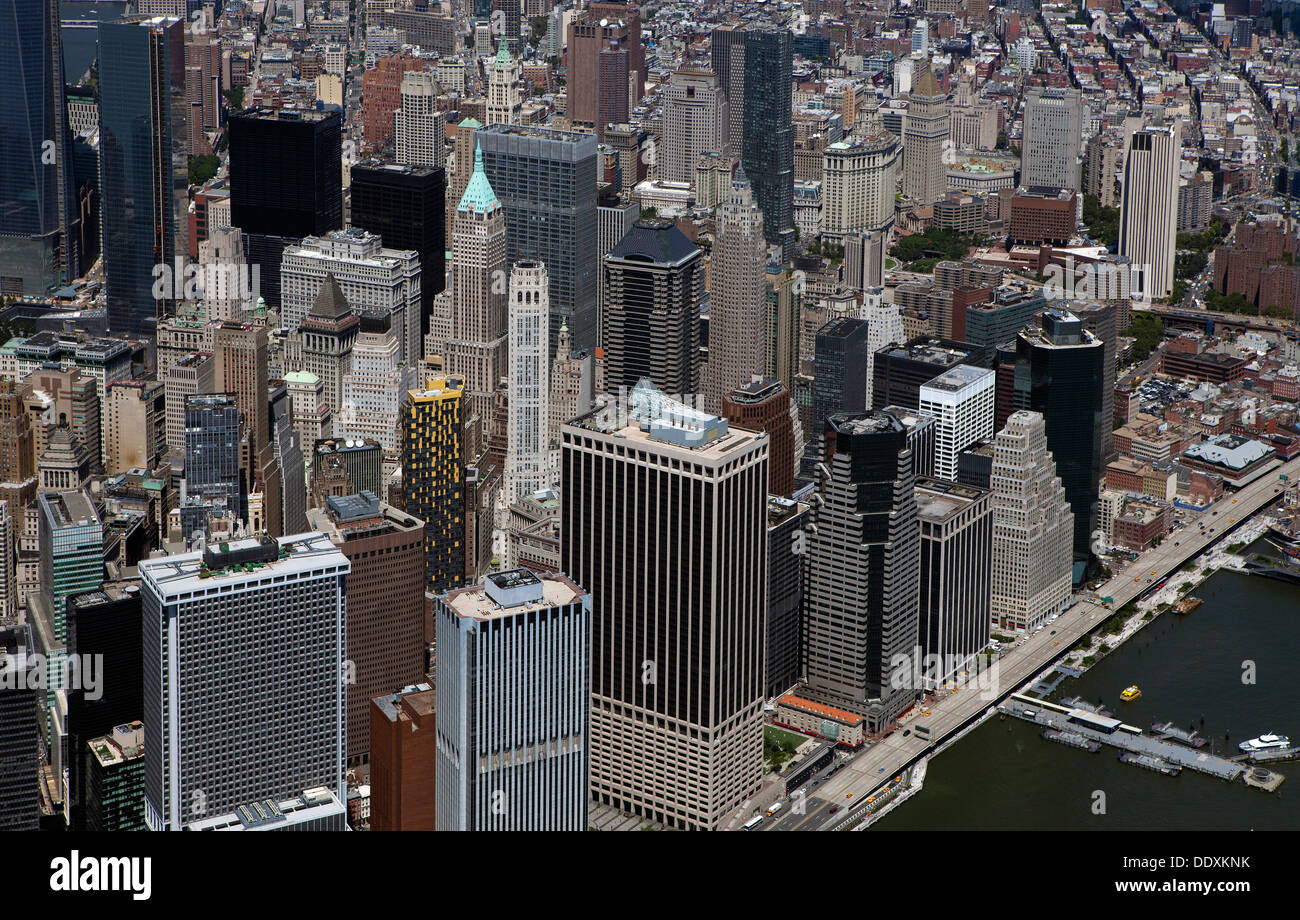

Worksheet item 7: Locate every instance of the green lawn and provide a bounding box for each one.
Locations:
[764,726,809,750]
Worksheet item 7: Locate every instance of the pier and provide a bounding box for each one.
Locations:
[1120,752,1182,775]
[1042,729,1101,752]
[1243,767,1286,792]
[1152,722,1208,748]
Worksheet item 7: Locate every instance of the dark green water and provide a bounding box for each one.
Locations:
[874,566,1300,831]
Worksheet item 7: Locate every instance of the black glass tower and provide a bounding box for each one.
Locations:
[802,317,869,476]
[742,26,795,259]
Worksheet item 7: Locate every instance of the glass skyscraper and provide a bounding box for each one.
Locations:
[742,25,795,259]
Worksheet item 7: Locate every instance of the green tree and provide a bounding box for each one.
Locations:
[223,86,244,111]
[1124,312,1165,362]
[188,154,220,186]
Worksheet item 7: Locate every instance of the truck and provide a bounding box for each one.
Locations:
[765,801,783,817]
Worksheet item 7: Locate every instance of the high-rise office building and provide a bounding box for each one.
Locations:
[228,108,343,309]
[802,410,920,735]
[299,274,360,417]
[1020,87,1083,191]
[722,378,798,497]
[38,490,104,644]
[903,65,949,206]
[1068,300,1118,463]
[562,388,768,830]
[103,380,167,474]
[308,492,425,762]
[602,218,704,397]
[268,381,308,539]
[435,569,591,830]
[0,623,39,831]
[821,129,900,240]
[918,365,996,482]
[162,353,215,456]
[861,291,906,408]
[348,163,447,335]
[804,317,870,470]
[1118,123,1180,301]
[742,26,795,257]
[0,0,80,294]
[401,376,465,594]
[766,496,809,698]
[566,4,644,131]
[486,39,523,127]
[97,15,189,339]
[140,532,349,831]
[1013,309,1104,562]
[872,336,989,411]
[703,167,768,411]
[84,722,146,832]
[369,683,437,831]
[0,502,15,622]
[661,66,728,184]
[989,410,1073,631]
[710,27,747,155]
[184,393,246,526]
[477,124,599,355]
[505,261,550,504]
[915,478,992,689]
[393,72,447,168]
[335,312,411,451]
[213,320,281,534]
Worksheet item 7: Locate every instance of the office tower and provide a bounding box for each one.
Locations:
[213,321,281,532]
[872,336,989,411]
[990,410,1073,631]
[38,490,104,643]
[0,379,37,488]
[38,424,93,493]
[766,496,809,698]
[597,194,639,306]
[103,380,167,474]
[1013,310,1104,562]
[25,365,103,472]
[435,570,591,830]
[703,167,768,412]
[821,129,901,240]
[184,32,222,155]
[162,353,215,456]
[963,288,1047,352]
[228,108,343,309]
[710,27,747,155]
[486,40,523,126]
[299,275,360,416]
[723,378,798,497]
[802,411,920,735]
[1118,123,1180,300]
[184,393,245,525]
[197,226,257,323]
[882,404,938,480]
[562,388,768,830]
[548,321,593,450]
[362,54,429,152]
[369,683,437,831]
[505,261,550,504]
[903,66,949,206]
[477,125,599,355]
[602,219,704,397]
[918,365,996,481]
[0,0,79,294]
[742,26,796,257]
[567,5,645,130]
[0,624,39,831]
[661,67,728,184]
[916,478,992,688]
[286,372,331,450]
[97,16,188,339]
[336,313,410,451]
[281,229,422,368]
[308,493,425,762]
[1069,301,1118,463]
[806,318,870,468]
[491,0,522,48]
[1020,87,1082,191]
[445,146,508,433]
[268,382,307,538]
[861,292,906,407]
[349,163,446,336]
[84,722,146,832]
[394,72,446,168]
[597,43,630,141]
[401,377,464,594]
[140,532,349,831]
[0,502,15,622]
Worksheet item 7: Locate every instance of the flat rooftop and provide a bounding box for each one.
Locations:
[139,532,348,597]
[916,477,989,522]
[442,571,586,622]
[920,363,994,394]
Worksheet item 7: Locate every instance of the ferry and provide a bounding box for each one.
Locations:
[1238,733,1291,753]
[1120,685,1142,701]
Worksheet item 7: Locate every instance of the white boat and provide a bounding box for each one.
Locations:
[1238,733,1291,753]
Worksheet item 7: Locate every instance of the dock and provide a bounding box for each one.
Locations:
[1242,767,1286,793]
[1042,729,1101,752]
[1120,752,1182,775]
[1244,745,1300,764]
[1060,696,1114,718]
[1151,721,1208,748]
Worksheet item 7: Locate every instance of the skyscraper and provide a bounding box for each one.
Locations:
[903,65,950,206]
[566,5,644,131]
[369,683,437,831]
[989,410,1073,631]
[184,393,246,527]
[140,532,349,831]
[918,365,996,482]
[1013,309,1104,563]
[97,15,189,339]
[562,388,768,830]
[702,167,767,411]
[821,129,900,241]
[1118,122,1180,301]
[228,108,343,309]
[394,71,447,168]
[401,376,465,594]
[661,66,728,184]
[710,27,747,155]
[722,377,798,497]
[38,490,104,644]
[268,381,308,538]
[485,39,523,127]
[766,496,809,698]
[805,317,870,470]
[299,275,360,417]
[1020,87,1083,191]
[742,26,796,257]
[435,570,591,830]
[477,124,599,355]
[0,623,39,831]
[0,0,80,294]
[602,219,704,397]
[505,261,550,504]
[802,411,920,736]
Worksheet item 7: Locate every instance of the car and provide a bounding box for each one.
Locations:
[829,806,839,815]
[877,767,886,773]
[903,729,911,736]
[1174,541,1180,546]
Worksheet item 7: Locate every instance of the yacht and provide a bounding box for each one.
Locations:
[1238,733,1291,753]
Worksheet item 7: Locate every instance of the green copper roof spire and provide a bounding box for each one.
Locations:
[457,142,500,215]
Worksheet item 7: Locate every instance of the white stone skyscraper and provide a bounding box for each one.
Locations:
[989,410,1073,632]
[505,260,550,504]
[198,226,257,322]
[821,126,900,240]
[1118,122,1181,301]
[485,39,522,127]
[394,70,446,168]
[702,166,767,412]
[336,312,411,451]
[1020,87,1083,191]
[902,65,949,206]
[661,65,728,184]
[860,288,905,408]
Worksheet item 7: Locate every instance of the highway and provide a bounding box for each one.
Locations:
[753,456,1299,831]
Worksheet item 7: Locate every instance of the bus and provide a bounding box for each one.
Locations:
[743,815,764,831]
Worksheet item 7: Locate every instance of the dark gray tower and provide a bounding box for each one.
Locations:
[742,25,795,258]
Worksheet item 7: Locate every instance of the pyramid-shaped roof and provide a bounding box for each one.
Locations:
[310,274,352,319]
[457,143,500,214]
